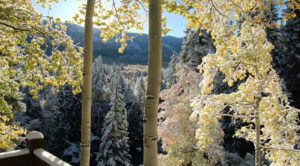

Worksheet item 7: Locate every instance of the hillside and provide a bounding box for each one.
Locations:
[66,24,183,66]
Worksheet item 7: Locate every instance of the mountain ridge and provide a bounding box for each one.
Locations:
[66,24,183,66]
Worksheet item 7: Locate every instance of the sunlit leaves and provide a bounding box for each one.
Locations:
[158,64,223,165]
[74,0,145,53]
[163,0,300,164]
[35,0,60,8]
[74,0,170,53]
[0,0,83,150]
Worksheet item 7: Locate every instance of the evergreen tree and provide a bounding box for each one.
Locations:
[127,103,144,165]
[93,56,112,103]
[165,52,179,88]
[57,86,82,141]
[39,85,82,162]
[126,73,145,165]
[133,77,146,106]
[97,85,131,166]
[265,3,286,75]
[280,4,300,108]
[180,29,215,71]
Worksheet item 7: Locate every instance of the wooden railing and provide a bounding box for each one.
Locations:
[0,131,71,166]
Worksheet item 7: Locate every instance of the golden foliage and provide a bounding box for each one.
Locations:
[165,0,300,165]
[0,0,82,151]
[73,0,170,53]
[159,64,224,165]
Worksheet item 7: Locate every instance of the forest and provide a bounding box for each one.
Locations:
[0,0,300,166]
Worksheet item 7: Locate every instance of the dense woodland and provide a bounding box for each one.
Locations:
[1,0,300,166]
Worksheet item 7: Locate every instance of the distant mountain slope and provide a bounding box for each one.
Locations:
[66,24,183,66]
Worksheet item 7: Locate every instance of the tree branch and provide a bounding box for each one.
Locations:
[218,113,257,119]
[0,21,30,31]
[260,145,300,152]
[210,0,225,17]
[135,0,148,13]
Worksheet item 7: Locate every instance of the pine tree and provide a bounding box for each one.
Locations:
[165,52,179,88]
[180,29,215,71]
[93,56,112,102]
[280,4,300,108]
[96,86,131,166]
[265,3,286,75]
[133,77,146,106]
[57,86,82,141]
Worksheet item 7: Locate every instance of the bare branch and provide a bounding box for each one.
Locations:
[260,145,300,152]
[218,113,257,119]
[210,0,225,17]
[0,21,30,31]
[111,0,126,31]
[228,0,243,12]
[135,0,148,12]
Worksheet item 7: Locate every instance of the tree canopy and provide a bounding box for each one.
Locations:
[0,0,82,151]
[162,0,300,165]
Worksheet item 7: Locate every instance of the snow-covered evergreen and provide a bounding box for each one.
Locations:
[133,77,145,105]
[164,52,179,88]
[180,29,215,71]
[96,83,131,166]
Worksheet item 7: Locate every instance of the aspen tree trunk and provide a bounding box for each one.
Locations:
[143,0,162,165]
[80,0,95,166]
[254,97,262,166]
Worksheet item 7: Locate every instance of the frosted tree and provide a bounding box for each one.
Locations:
[180,29,215,71]
[133,77,146,107]
[158,64,205,165]
[96,84,131,166]
[57,85,82,141]
[166,0,300,165]
[93,56,111,102]
[165,52,179,88]
[0,0,82,151]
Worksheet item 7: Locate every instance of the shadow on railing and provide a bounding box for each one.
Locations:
[0,131,71,166]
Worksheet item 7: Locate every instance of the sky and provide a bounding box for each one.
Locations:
[33,0,187,37]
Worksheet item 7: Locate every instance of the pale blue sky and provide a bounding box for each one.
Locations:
[32,0,186,37]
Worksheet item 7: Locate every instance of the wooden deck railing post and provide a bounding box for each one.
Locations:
[0,131,44,166]
[1,131,71,166]
[26,131,44,152]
